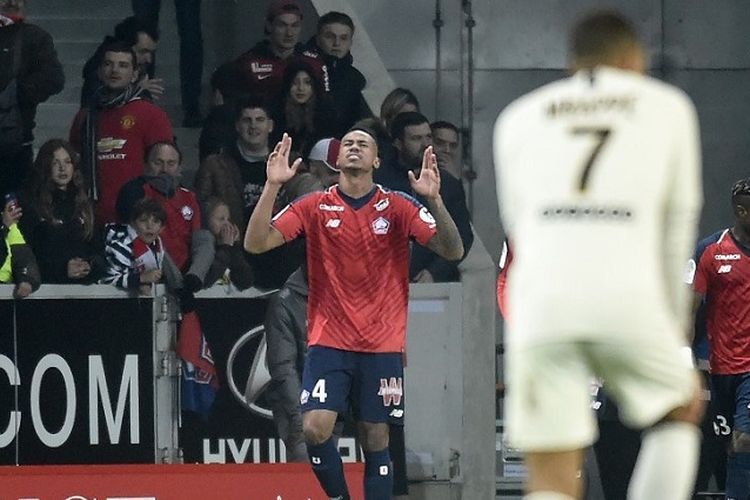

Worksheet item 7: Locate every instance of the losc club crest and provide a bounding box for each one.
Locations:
[372,217,390,235]
[226,325,273,419]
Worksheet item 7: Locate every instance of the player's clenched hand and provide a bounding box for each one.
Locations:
[266,133,303,186]
[409,146,441,201]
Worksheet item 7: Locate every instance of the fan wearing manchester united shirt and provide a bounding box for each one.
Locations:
[245,129,463,499]
[69,40,173,226]
[690,178,750,498]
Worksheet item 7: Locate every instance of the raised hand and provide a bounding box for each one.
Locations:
[2,200,22,228]
[266,133,303,186]
[138,76,165,100]
[408,146,441,200]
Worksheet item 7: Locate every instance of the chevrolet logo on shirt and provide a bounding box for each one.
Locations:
[96,137,127,153]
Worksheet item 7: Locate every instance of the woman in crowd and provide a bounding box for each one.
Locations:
[271,61,337,159]
[379,87,420,136]
[21,139,104,284]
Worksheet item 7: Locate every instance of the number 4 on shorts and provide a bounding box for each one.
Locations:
[312,379,328,402]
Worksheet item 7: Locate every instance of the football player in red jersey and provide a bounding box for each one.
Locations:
[246,129,463,499]
[691,178,750,498]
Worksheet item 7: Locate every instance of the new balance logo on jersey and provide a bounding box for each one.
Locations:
[378,377,403,406]
[718,265,732,274]
[715,254,741,261]
[326,219,341,228]
[389,409,404,418]
[300,389,310,405]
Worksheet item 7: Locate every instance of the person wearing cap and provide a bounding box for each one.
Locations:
[233,0,327,105]
[307,137,341,187]
[304,11,372,135]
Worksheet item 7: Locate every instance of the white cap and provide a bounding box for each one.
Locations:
[308,138,341,172]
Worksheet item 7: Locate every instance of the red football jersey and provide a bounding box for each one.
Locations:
[143,185,202,271]
[69,99,174,225]
[272,185,437,353]
[693,228,750,374]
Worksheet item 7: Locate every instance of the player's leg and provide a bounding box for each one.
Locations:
[358,421,393,500]
[626,380,703,500]
[592,338,703,500]
[720,373,750,500]
[355,352,405,499]
[301,346,352,499]
[505,341,595,499]
[389,423,409,499]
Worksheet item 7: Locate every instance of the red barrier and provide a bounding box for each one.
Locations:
[0,463,365,500]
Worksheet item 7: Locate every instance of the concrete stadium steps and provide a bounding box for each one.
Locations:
[28,0,198,177]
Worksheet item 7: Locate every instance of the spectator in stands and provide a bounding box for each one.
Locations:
[307,137,340,188]
[379,87,419,136]
[233,0,326,105]
[431,120,464,180]
[304,11,371,134]
[131,0,204,127]
[0,0,64,196]
[201,196,253,290]
[116,142,213,296]
[0,193,39,298]
[69,40,174,225]
[376,112,473,282]
[101,196,181,295]
[691,178,750,498]
[376,87,420,166]
[80,16,162,106]
[199,62,248,161]
[20,139,104,284]
[195,99,273,231]
[270,61,336,158]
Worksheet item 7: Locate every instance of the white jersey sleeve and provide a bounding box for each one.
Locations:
[661,93,702,326]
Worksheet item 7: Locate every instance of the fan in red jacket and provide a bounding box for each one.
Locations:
[233,0,328,105]
[69,40,173,225]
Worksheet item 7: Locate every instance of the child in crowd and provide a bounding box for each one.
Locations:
[201,197,253,290]
[101,197,182,295]
[1,195,40,298]
[21,139,104,283]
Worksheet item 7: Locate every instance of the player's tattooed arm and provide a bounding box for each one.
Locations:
[410,146,464,261]
[425,196,464,261]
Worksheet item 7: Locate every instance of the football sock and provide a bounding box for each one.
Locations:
[725,452,750,500]
[523,493,576,500]
[627,421,700,500]
[307,437,349,498]
[364,449,393,500]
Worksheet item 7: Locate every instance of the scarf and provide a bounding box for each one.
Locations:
[132,235,163,274]
[0,14,23,26]
[81,84,145,201]
[145,173,177,198]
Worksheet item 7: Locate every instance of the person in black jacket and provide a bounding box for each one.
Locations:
[0,0,64,195]
[375,112,473,282]
[20,139,104,284]
[304,11,371,135]
[79,16,161,107]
